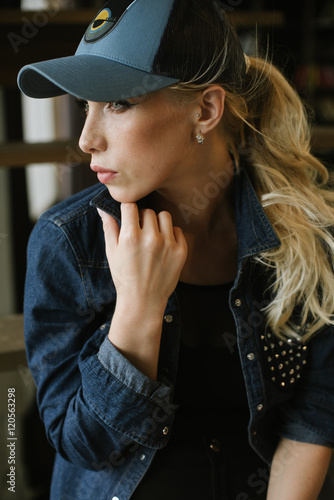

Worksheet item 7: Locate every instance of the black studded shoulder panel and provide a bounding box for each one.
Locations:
[259,332,308,389]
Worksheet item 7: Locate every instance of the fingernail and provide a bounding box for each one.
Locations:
[96,208,105,219]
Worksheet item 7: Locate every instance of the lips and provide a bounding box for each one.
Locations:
[90,165,118,184]
[90,165,117,174]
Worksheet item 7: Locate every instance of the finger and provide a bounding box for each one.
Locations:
[157,211,174,238]
[97,208,120,247]
[139,208,159,232]
[173,227,188,262]
[173,226,187,249]
[120,203,140,233]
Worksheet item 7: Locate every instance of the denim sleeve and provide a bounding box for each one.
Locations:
[24,217,175,471]
[276,327,334,448]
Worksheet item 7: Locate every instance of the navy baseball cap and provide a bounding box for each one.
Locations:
[18,0,246,102]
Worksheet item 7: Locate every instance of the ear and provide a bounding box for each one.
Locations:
[196,85,225,134]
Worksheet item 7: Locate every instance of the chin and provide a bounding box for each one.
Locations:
[106,186,143,204]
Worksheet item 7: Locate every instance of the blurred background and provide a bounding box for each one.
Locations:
[0,0,333,498]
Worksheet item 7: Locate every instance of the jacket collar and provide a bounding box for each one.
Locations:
[234,165,281,262]
[90,165,281,263]
[90,187,122,223]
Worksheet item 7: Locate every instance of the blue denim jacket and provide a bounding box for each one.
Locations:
[24,167,334,500]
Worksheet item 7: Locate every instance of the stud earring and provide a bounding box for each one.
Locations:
[196,132,205,145]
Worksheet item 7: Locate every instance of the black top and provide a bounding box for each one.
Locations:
[131,282,268,500]
[174,280,247,411]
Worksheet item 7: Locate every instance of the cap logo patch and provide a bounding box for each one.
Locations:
[84,0,134,44]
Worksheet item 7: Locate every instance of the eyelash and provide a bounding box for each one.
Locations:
[76,99,134,114]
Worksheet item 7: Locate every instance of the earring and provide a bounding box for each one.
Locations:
[196,132,205,145]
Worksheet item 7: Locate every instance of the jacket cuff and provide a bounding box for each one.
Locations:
[79,328,176,449]
[277,424,334,448]
[276,391,334,449]
[97,333,172,404]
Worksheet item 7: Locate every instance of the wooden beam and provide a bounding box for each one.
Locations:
[228,11,285,28]
[0,314,26,372]
[0,139,89,167]
[310,126,334,152]
[0,9,285,27]
[0,9,97,25]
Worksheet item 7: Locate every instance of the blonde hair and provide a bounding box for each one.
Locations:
[168,57,334,342]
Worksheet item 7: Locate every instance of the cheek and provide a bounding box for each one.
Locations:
[108,105,192,175]
[137,114,191,158]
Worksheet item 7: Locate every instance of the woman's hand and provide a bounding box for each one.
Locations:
[99,203,187,312]
[97,203,187,379]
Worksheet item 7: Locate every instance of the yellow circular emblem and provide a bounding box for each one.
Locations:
[90,9,111,32]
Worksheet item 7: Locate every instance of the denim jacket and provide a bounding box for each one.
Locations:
[24,167,334,500]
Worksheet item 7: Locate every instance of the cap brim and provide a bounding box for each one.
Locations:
[17,54,179,101]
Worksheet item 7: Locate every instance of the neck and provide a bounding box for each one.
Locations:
[150,146,235,236]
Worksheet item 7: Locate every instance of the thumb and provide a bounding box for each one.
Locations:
[97,208,120,246]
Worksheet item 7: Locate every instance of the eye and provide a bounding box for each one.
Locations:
[108,100,135,112]
[76,99,89,115]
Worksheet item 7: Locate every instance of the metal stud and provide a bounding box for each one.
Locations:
[260,327,307,390]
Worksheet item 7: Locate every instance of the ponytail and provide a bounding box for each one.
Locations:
[224,57,334,341]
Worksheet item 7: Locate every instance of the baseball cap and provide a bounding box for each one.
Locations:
[17,0,246,102]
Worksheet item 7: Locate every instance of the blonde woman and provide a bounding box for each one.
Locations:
[19,0,334,499]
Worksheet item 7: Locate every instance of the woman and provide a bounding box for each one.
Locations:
[18,0,334,499]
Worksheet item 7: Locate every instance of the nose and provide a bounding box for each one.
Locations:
[79,111,107,155]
